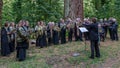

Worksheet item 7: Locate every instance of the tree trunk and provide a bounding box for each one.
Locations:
[0,0,3,26]
[64,0,84,21]
[0,0,3,50]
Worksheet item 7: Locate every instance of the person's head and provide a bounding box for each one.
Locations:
[61,19,64,23]
[84,18,88,23]
[4,21,9,27]
[104,18,107,21]
[18,20,24,27]
[37,21,40,26]
[76,18,82,24]
[92,17,97,23]
[112,18,116,24]
[21,20,26,26]
[51,22,55,27]
[99,19,103,22]
[40,21,44,26]
[25,21,29,26]
[10,22,15,27]
[67,18,72,22]
[60,18,63,21]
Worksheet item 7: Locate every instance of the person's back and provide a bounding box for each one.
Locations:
[88,18,100,59]
[89,23,99,41]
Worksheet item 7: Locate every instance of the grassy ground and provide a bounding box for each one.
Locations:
[0,37,120,68]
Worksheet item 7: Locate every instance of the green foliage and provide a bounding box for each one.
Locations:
[84,0,96,17]
[2,0,15,23]
[2,0,64,24]
[84,0,120,23]
[2,0,120,24]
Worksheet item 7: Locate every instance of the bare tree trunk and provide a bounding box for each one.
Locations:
[64,0,83,21]
[0,0,3,49]
[64,0,70,19]
[0,0,2,26]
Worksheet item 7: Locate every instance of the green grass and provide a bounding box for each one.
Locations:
[0,39,120,68]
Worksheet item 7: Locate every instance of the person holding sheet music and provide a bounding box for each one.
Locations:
[60,19,66,44]
[16,20,28,61]
[9,22,16,52]
[66,18,73,42]
[1,22,11,56]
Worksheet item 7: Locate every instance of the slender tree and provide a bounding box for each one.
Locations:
[0,0,3,25]
[0,0,3,48]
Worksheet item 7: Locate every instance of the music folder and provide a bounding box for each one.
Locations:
[79,27,88,33]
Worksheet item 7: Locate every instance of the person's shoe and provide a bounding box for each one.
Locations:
[89,56,94,59]
[96,56,100,58]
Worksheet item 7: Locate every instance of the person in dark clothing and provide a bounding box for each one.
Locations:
[47,22,53,45]
[108,18,114,40]
[60,19,66,44]
[66,18,73,42]
[16,20,28,61]
[111,19,119,41]
[83,19,90,40]
[24,21,30,49]
[1,22,11,56]
[35,21,47,48]
[53,23,60,45]
[103,18,108,38]
[35,22,40,47]
[88,18,100,59]
[74,23,79,41]
[9,22,16,52]
[74,18,83,41]
[98,23,105,42]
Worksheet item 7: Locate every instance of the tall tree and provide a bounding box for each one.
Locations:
[0,0,3,25]
[0,0,2,47]
[64,0,84,21]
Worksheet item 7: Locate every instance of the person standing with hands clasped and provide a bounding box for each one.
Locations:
[88,18,101,59]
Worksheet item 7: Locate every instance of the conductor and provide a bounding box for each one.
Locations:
[88,18,100,59]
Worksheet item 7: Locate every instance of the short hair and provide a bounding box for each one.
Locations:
[4,21,9,27]
[92,17,97,23]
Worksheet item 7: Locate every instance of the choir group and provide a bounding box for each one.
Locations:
[1,17,119,61]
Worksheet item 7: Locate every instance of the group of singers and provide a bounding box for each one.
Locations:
[1,17,119,61]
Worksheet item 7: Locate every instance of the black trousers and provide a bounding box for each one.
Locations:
[90,40,100,57]
[16,42,27,61]
[109,29,112,40]
[48,37,53,45]
[9,40,15,52]
[68,29,73,42]
[112,31,119,41]
[60,29,66,44]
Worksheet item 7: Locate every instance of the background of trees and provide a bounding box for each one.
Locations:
[1,0,120,25]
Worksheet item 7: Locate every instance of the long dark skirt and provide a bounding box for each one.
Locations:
[42,35,47,46]
[36,35,47,48]
[1,27,10,56]
[48,37,52,45]
[68,28,73,42]
[36,37,39,47]
[16,42,27,61]
[1,39,10,56]
[9,40,15,52]
[25,42,29,49]
[60,29,66,44]
[53,30,59,45]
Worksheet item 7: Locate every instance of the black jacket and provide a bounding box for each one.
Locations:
[88,23,99,41]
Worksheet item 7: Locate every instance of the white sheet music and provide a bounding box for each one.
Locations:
[79,27,88,33]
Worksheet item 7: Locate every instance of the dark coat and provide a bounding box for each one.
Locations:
[1,27,10,56]
[88,23,99,41]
